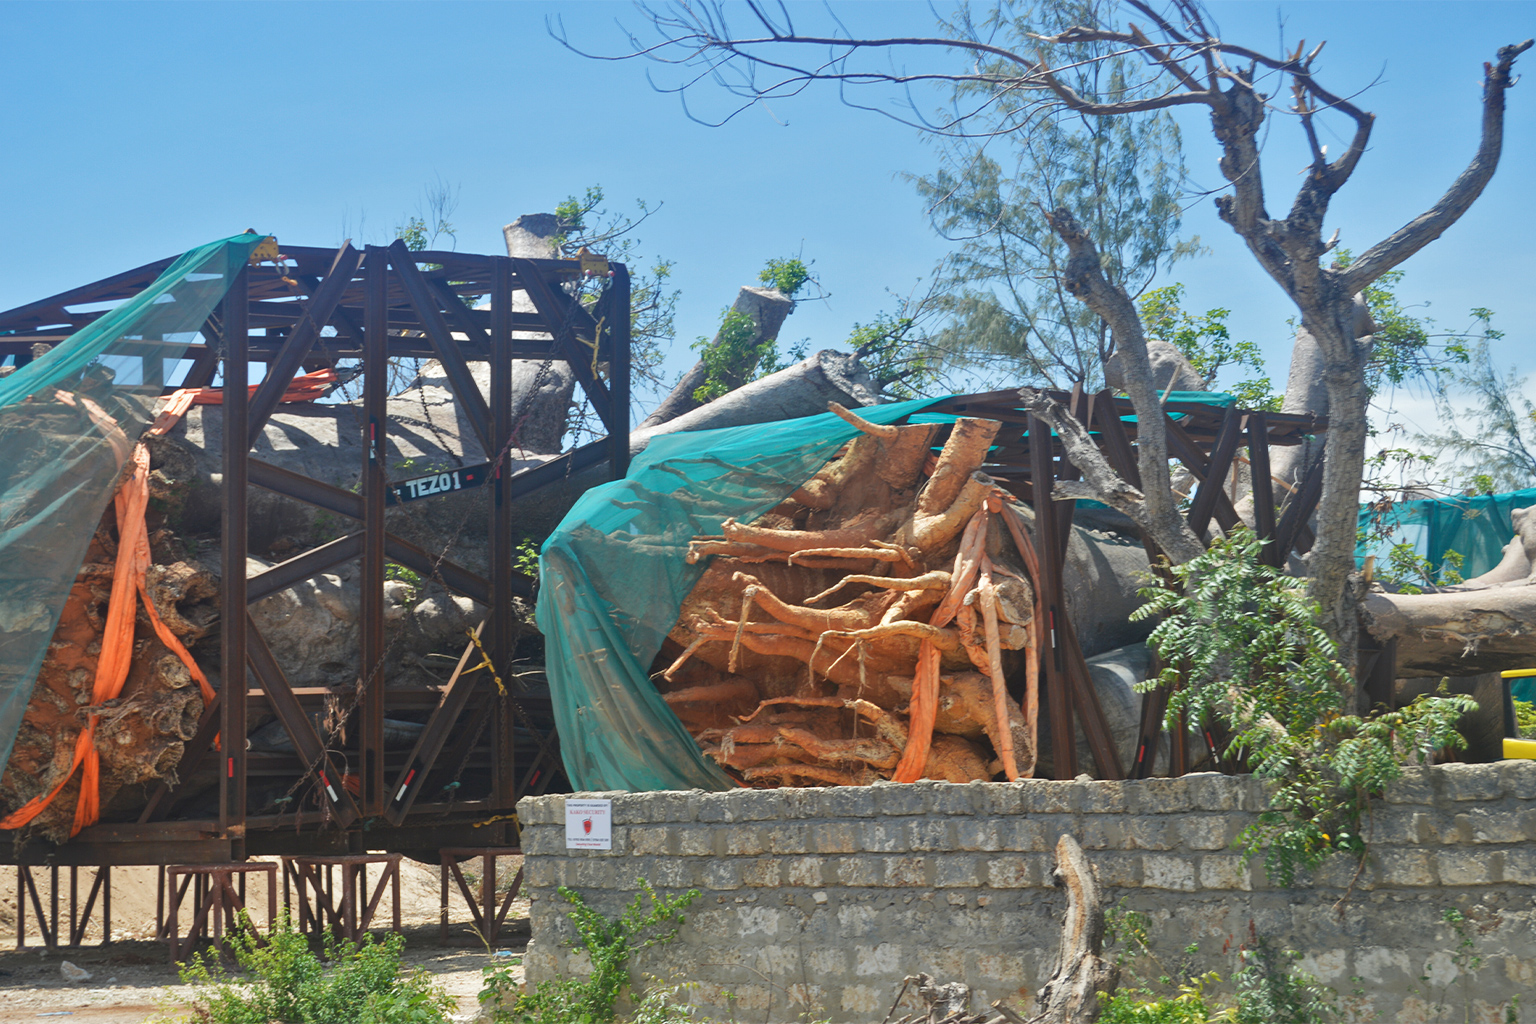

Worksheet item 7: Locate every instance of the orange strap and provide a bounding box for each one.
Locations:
[2,369,335,834]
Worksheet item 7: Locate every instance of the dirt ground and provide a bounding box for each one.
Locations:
[0,856,529,1023]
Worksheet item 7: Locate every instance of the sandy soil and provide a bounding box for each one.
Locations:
[0,857,529,1023]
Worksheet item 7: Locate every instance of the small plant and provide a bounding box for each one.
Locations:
[1135,529,1475,885]
[758,256,813,298]
[1231,934,1340,1024]
[164,911,455,1024]
[515,537,541,580]
[385,562,425,603]
[486,878,699,1024]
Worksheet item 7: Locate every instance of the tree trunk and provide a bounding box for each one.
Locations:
[639,286,796,428]
[499,214,576,453]
[1027,834,1118,1024]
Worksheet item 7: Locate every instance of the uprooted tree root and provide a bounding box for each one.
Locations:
[654,404,1047,788]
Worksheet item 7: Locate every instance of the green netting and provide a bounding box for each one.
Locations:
[1358,487,1536,582]
[536,397,943,792]
[0,233,263,772]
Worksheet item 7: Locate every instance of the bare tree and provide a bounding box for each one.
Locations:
[558,0,1531,677]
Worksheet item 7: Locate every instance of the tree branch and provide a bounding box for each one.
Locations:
[1343,39,1532,293]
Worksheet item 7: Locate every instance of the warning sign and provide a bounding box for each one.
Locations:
[565,798,613,850]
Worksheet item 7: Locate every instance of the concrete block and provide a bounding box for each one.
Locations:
[741,858,784,888]
[723,826,766,856]
[520,827,564,857]
[1182,772,1240,811]
[1383,766,1435,805]
[649,858,692,889]
[1499,760,1536,800]
[570,859,614,889]
[782,788,821,819]
[1021,780,1082,814]
[1503,847,1536,884]
[906,816,953,851]
[1122,816,1179,851]
[1133,778,1193,814]
[1442,762,1503,801]
[873,782,931,816]
[884,855,930,887]
[1079,817,1125,850]
[930,782,981,815]
[840,985,885,1014]
[676,827,717,858]
[862,820,910,853]
[524,856,560,888]
[1080,780,1127,813]
[852,942,903,976]
[812,821,861,854]
[820,786,877,818]
[835,856,882,887]
[786,856,826,887]
[515,794,559,826]
[768,823,812,855]
[1367,809,1423,846]
[808,946,850,976]
[703,860,743,891]
[1373,848,1436,887]
[694,792,732,823]
[982,782,1026,816]
[934,854,981,888]
[629,826,670,856]
[1092,852,1143,888]
[1001,817,1049,852]
[1142,854,1198,891]
[986,855,1036,888]
[1458,807,1527,844]
[1179,815,1234,851]
[956,818,1002,852]
[1437,848,1500,885]
[1198,854,1252,891]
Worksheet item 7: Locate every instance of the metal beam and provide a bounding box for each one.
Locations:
[219,266,249,845]
[246,244,362,448]
[360,247,388,814]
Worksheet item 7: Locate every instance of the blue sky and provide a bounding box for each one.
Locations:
[2,0,1532,435]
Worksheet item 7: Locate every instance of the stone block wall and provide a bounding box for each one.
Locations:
[516,763,1536,1022]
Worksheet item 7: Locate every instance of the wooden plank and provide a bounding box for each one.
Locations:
[1274,449,1326,559]
[1028,413,1075,779]
[387,240,493,453]
[1060,613,1126,780]
[1247,411,1279,564]
[1163,413,1243,534]
[1186,405,1243,538]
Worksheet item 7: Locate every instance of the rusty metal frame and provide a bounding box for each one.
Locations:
[0,243,627,865]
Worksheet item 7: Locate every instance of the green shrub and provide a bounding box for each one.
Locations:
[1134,528,1475,885]
[166,912,455,1024]
[484,879,699,1024]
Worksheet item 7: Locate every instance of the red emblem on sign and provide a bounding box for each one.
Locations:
[583,817,593,835]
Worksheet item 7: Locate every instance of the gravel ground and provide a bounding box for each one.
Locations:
[0,925,529,1023]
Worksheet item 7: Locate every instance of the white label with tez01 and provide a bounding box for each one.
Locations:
[565,799,613,850]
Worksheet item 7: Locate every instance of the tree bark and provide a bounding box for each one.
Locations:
[639,286,796,428]
[497,213,576,454]
[1027,834,1118,1024]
